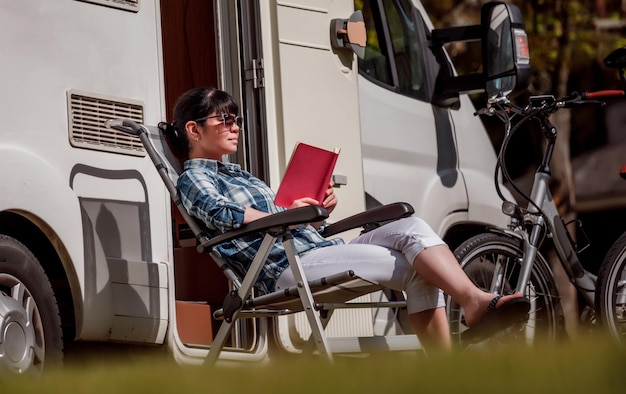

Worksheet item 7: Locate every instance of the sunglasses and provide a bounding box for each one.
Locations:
[194,113,243,130]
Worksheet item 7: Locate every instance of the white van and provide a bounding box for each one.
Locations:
[0,0,527,375]
[356,0,520,240]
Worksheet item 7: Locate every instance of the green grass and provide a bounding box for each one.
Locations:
[2,333,624,393]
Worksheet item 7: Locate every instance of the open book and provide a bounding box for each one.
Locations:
[274,142,340,208]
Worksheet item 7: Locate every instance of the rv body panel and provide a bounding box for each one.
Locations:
[0,0,171,344]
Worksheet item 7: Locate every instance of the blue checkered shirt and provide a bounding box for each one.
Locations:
[177,158,342,293]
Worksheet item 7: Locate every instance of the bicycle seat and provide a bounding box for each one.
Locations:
[604,47,626,69]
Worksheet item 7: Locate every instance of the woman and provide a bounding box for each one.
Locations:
[159,87,530,351]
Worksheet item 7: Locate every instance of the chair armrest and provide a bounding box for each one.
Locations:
[321,202,414,237]
[200,205,329,250]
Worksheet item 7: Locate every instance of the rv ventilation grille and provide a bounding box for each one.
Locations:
[77,0,139,12]
[68,90,145,157]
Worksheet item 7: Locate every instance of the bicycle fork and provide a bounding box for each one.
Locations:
[513,170,597,307]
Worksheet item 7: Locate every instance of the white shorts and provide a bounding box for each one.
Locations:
[275,217,447,314]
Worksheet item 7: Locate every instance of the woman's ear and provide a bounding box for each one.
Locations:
[185,120,200,142]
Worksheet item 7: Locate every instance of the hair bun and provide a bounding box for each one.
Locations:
[158,121,178,138]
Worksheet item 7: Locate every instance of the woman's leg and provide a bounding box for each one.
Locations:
[410,307,451,351]
[277,243,449,350]
[412,245,523,327]
[350,217,525,327]
[277,217,527,350]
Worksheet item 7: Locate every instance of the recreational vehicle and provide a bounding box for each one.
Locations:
[0,0,527,374]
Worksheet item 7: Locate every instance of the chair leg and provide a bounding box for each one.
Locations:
[205,234,277,365]
[302,309,334,356]
[284,235,334,362]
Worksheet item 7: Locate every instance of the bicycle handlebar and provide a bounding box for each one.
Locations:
[582,90,626,100]
[477,89,626,119]
[477,81,626,211]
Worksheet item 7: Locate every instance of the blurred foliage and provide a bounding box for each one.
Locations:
[3,332,625,394]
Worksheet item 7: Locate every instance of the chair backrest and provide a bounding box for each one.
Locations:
[139,124,243,286]
[145,125,182,182]
[138,125,211,245]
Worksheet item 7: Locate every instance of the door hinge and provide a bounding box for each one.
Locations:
[246,58,264,89]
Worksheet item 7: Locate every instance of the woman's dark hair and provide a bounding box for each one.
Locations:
[158,87,239,162]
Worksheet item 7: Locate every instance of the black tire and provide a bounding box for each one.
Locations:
[447,232,562,348]
[596,231,626,343]
[0,235,63,376]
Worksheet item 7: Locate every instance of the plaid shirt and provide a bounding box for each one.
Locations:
[177,158,342,292]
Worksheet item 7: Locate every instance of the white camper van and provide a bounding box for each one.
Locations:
[0,0,527,374]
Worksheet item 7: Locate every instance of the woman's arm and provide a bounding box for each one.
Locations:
[243,206,271,224]
[241,180,338,229]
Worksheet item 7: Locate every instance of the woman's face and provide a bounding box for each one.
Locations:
[186,112,241,160]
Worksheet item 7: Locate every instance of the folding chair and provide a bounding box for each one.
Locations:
[105,118,417,364]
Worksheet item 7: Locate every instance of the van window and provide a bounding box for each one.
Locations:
[357,0,427,100]
[358,0,393,85]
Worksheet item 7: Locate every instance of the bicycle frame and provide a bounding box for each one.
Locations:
[513,128,597,306]
[478,88,626,313]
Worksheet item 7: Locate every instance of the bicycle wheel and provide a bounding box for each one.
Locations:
[447,232,562,348]
[596,231,626,343]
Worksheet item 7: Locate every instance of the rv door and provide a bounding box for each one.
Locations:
[216,0,366,223]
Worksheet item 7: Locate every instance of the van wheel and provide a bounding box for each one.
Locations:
[0,235,63,377]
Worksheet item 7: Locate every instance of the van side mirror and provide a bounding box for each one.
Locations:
[482,2,530,98]
[330,10,366,59]
[430,1,530,105]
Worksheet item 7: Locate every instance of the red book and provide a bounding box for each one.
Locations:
[274,142,340,208]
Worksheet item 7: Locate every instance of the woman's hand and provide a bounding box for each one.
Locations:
[321,182,338,215]
[286,182,338,231]
[288,197,319,209]
[287,182,338,213]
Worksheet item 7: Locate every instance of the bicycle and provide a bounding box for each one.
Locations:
[592,47,626,343]
[446,46,626,347]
